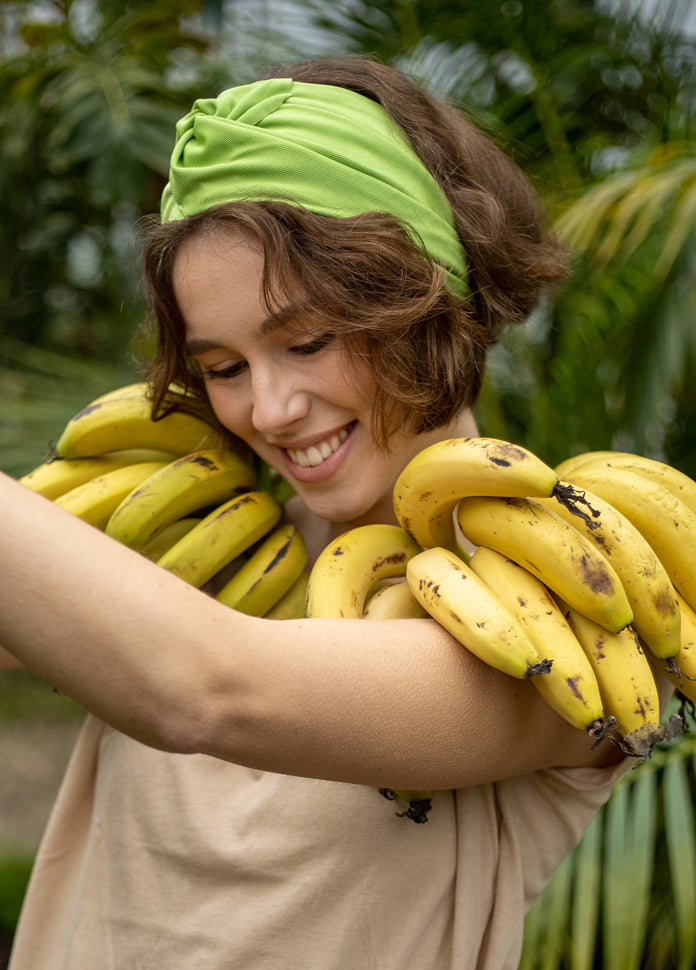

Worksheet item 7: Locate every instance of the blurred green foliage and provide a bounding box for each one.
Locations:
[1,0,694,476]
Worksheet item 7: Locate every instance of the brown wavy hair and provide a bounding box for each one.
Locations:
[140,54,569,448]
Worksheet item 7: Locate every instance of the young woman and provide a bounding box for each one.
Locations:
[2,55,634,970]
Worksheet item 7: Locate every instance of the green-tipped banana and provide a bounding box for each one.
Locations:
[105,450,255,550]
[216,523,308,616]
[457,496,633,634]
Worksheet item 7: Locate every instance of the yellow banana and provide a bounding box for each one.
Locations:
[363,580,429,619]
[216,523,308,616]
[305,524,422,619]
[84,382,150,406]
[559,601,681,760]
[55,393,221,459]
[73,380,197,411]
[264,571,309,620]
[105,450,256,550]
[406,546,552,679]
[392,436,585,551]
[139,517,200,562]
[18,453,164,500]
[661,591,696,703]
[565,468,696,613]
[457,496,633,634]
[556,452,696,516]
[537,488,681,660]
[469,546,607,738]
[54,460,170,530]
[158,491,282,589]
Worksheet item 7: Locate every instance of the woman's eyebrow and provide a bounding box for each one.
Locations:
[185,337,224,355]
[185,304,309,354]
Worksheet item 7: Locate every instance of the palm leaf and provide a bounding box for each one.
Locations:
[664,749,696,969]
[519,853,573,970]
[603,765,657,970]
[521,726,696,969]
[568,811,602,970]
[555,144,696,283]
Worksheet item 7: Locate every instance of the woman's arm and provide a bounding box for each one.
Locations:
[0,645,24,670]
[0,471,622,790]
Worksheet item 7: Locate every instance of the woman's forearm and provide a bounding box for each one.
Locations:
[0,644,24,669]
[0,472,619,789]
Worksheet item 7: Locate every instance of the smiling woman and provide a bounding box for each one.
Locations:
[1,53,634,970]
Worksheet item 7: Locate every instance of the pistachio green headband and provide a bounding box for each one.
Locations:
[160,77,468,298]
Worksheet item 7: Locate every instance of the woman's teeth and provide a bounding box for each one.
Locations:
[287,427,349,468]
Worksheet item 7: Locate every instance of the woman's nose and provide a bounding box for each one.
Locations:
[250,370,312,435]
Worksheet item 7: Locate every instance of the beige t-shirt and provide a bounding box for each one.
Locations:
[9,716,628,970]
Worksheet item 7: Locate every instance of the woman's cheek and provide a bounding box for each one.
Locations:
[205,386,249,437]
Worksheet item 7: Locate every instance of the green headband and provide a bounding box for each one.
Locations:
[160,78,468,298]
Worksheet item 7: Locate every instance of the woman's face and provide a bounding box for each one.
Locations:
[172,229,462,529]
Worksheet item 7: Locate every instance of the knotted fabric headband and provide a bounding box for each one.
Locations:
[160,78,469,298]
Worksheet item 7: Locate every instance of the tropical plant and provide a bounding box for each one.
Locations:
[520,702,696,970]
[478,140,696,475]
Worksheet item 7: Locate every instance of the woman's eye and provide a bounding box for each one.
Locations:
[290,333,334,355]
[201,360,246,381]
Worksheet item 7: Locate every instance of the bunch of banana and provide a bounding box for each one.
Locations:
[18,383,308,620]
[304,437,696,814]
[389,437,695,761]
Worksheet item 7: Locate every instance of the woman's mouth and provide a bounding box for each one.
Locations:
[285,423,354,468]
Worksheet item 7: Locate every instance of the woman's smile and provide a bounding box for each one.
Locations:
[284,422,353,469]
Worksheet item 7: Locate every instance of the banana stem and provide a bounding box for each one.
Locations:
[552,480,601,528]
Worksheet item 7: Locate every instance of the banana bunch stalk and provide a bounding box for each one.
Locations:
[305,437,695,820]
[19,383,308,620]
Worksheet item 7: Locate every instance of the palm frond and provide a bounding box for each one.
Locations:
[521,728,696,969]
[555,143,696,283]
[664,750,696,968]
